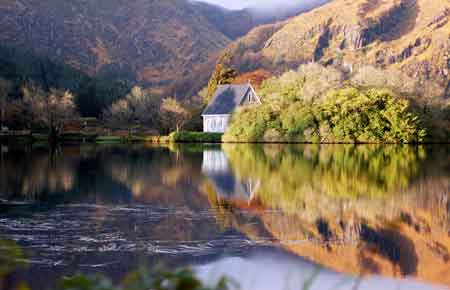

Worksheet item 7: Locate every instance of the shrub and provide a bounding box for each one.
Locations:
[57,268,229,290]
[280,103,319,142]
[169,131,223,143]
[135,135,171,143]
[224,71,427,143]
[350,66,417,96]
[259,63,344,105]
[223,104,278,142]
[320,88,426,143]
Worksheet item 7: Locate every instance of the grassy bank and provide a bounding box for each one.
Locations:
[169,131,223,143]
[0,131,223,144]
[2,131,450,144]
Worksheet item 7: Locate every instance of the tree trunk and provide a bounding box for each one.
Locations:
[0,106,4,129]
[49,123,60,144]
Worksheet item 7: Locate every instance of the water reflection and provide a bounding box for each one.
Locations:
[202,144,450,286]
[202,150,260,204]
[0,143,449,289]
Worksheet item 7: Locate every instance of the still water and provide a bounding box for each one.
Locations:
[0,143,449,290]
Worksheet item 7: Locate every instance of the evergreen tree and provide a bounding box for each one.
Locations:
[205,54,237,104]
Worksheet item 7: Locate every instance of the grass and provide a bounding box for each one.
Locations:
[1,131,223,144]
[95,135,123,143]
[132,135,171,143]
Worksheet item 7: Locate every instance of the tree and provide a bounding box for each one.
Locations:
[350,65,418,96]
[205,60,237,104]
[0,78,12,128]
[20,82,45,131]
[160,98,189,133]
[103,86,159,134]
[22,84,79,139]
[223,64,428,143]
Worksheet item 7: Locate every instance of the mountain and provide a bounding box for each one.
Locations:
[223,0,450,99]
[0,0,231,92]
[192,0,330,39]
[0,0,327,98]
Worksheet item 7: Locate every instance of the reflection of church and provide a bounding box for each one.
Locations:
[202,150,260,204]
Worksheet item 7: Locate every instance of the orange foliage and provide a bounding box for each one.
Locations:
[232,69,273,89]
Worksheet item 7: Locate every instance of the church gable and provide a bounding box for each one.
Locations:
[240,88,259,106]
[202,84,260,116]
[202,83,260,133]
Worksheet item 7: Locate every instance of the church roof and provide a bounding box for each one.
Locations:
[202,84,253,115]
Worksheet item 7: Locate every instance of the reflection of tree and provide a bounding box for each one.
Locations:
[201,180,273,240]
[222,144,426,215]
[0,145,78,200]
[206,144,450,285]
[103,146,208,208]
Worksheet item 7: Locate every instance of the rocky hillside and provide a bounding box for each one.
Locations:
[224,0,450,98]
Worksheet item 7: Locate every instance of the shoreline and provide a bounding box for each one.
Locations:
[1,135,449,145]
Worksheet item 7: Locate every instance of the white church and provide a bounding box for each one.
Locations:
[202,83,260,133]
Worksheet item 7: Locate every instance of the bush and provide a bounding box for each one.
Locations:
[280,103,319,142]
[57,268,228,290]
[319,87,426,143]
[169,131,223,143]
[259,63,344,104]
[133,135,171,143]
[223,64,428,143]
[223,104,280,142]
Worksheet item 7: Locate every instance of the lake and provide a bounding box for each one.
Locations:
[0,143,449,290]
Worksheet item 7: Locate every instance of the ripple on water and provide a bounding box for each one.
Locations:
[0,204,283,267]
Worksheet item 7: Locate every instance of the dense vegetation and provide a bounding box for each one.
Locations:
[223,64,449,143]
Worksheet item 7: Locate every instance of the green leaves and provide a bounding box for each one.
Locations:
[320,87,426,143]
[59,275,117,290]
[0,239,26,277]
[58,267,229,290]
[225,79,427,143]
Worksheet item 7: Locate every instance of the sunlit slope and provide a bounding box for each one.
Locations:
[226,0,450,98]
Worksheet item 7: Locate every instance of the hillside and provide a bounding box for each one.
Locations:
[0,0,327,98]
[0,0,237,92]
[224,0,450,99]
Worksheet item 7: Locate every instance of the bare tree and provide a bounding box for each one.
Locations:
[22,84,79,139]
[350,65,418,96]
[103,86,159,134]
[21,82,46,131]
[160,97,189,132]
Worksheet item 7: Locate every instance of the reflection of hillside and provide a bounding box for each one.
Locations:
[205,144,450,286]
